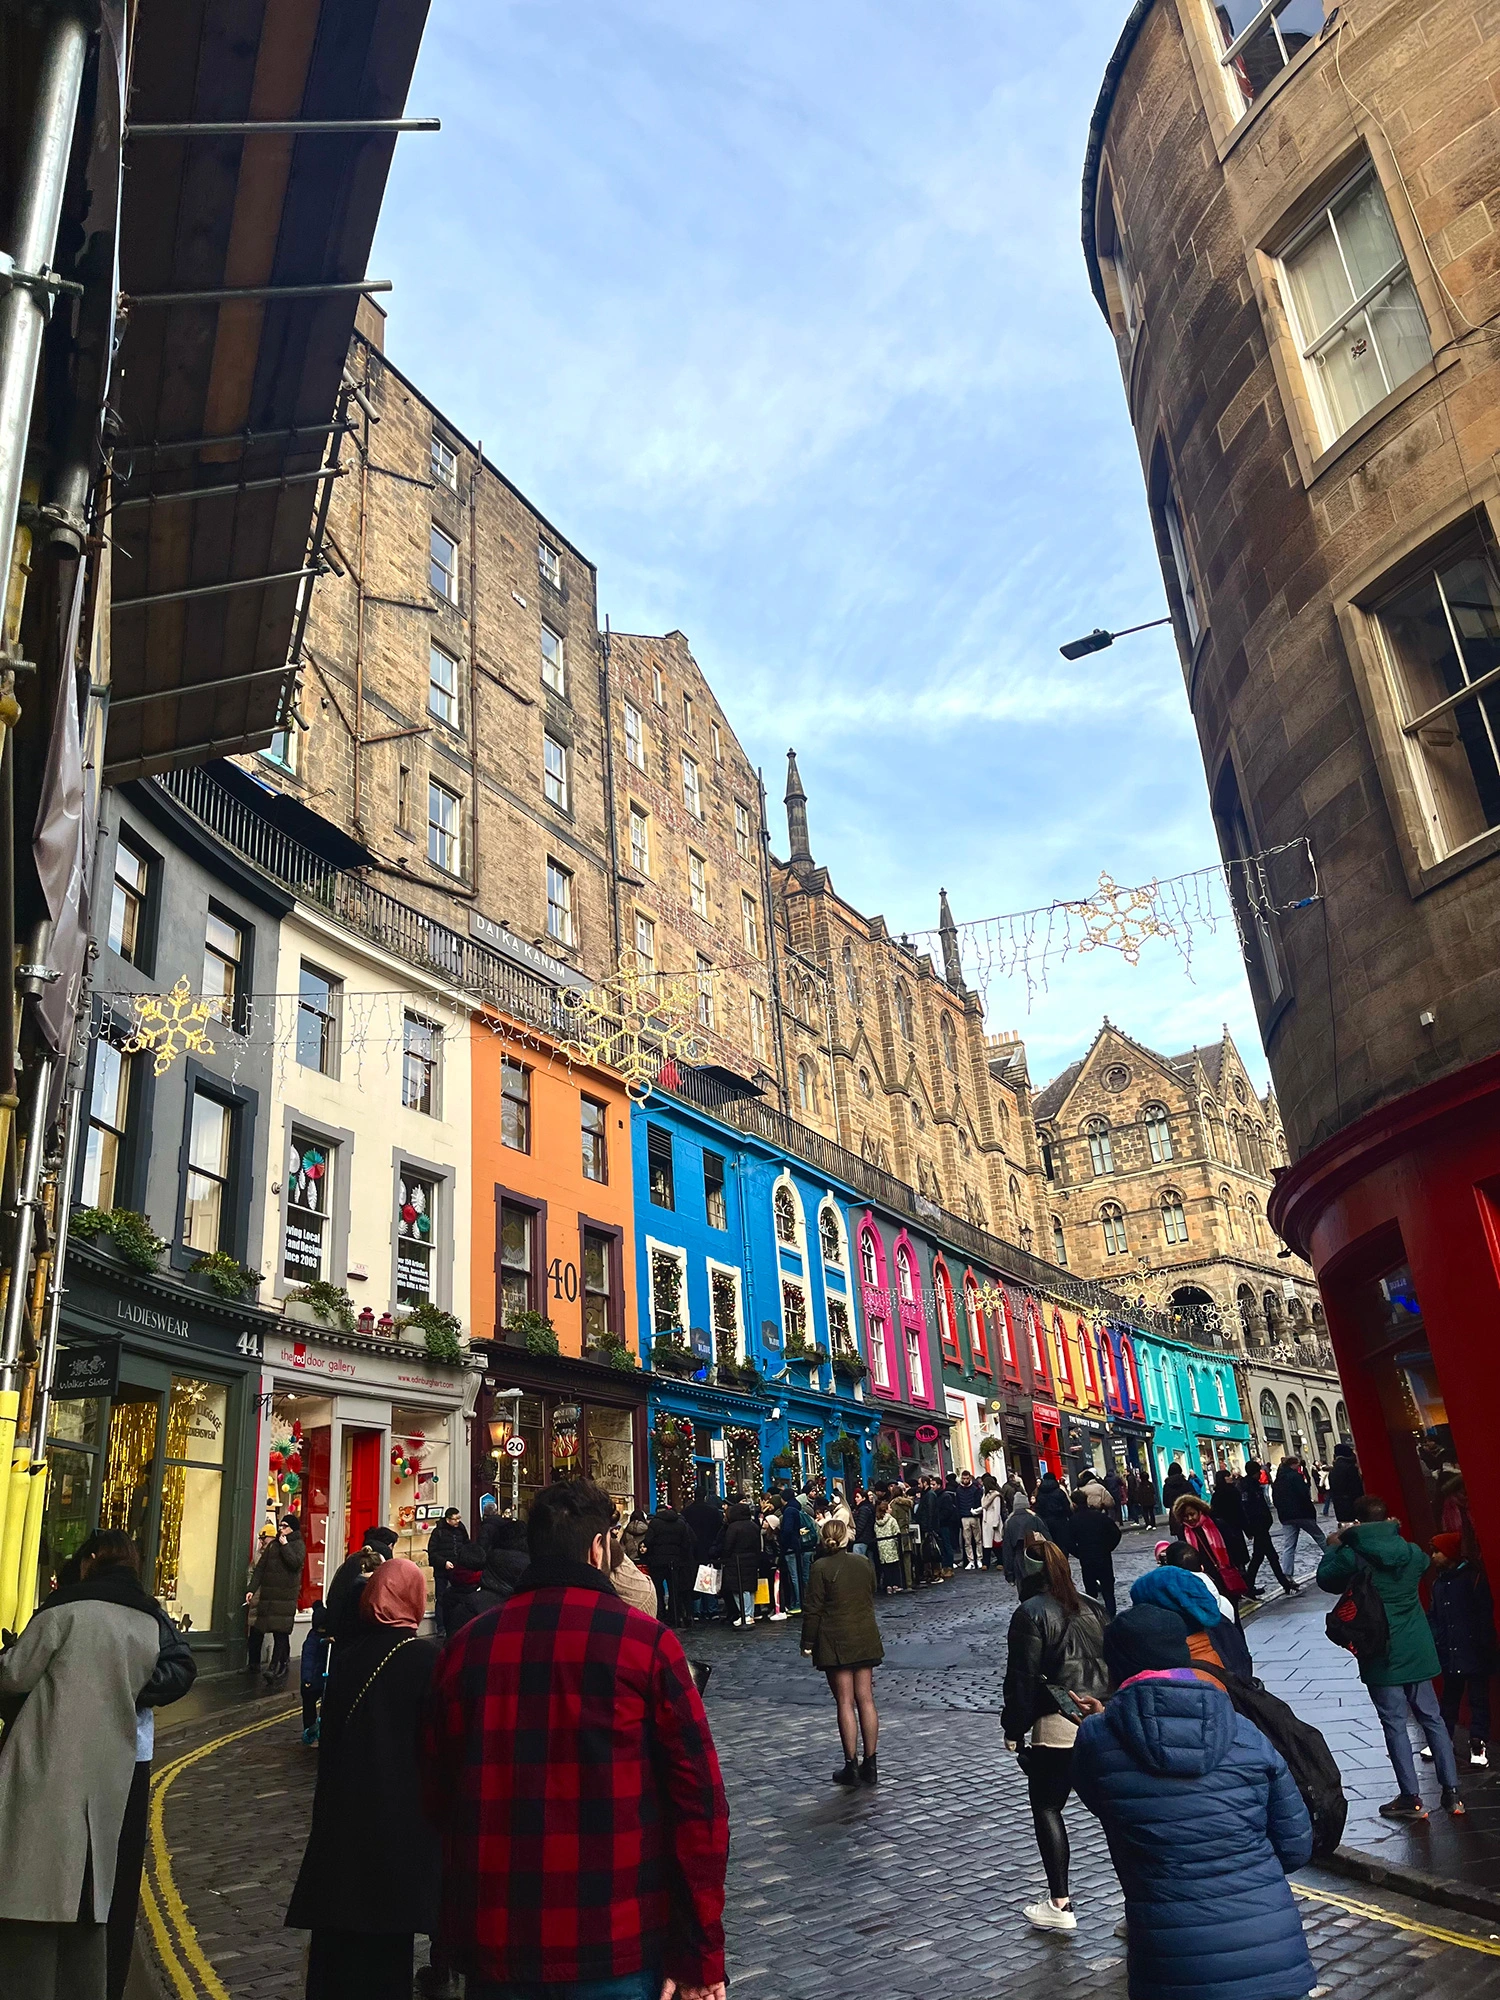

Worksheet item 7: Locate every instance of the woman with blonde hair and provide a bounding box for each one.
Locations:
[801,1518,883,1785]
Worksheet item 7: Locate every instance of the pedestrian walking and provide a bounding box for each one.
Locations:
[957,1469,984,1569]
[1067,1490,1122,1618]
[1209,1471,1253,1583]
[779,1491,814,1611]
[1317,1496,1465,1820]
[0,1528,164,2000]
[1002,1489,1049,1586]
[980,1473,1007,1570]
[852,1488,876,1559]
[1160,1461,1192,1512]
[1328,1443,1364,1525]
[1240,1459,1296,1596]
[1272,1458,1328,1581]
[1132,1547,1255,1680]
[1170,1494,1248,1605]
[1136,1467,1159,1530]
[937,1474,963,1575]
[684,1485,725,1621]
[299,1598,331,1746]
[641,1500,696,1630]
[1073,1604,1320,2000]
[287,1560,440,1999]
[718,1500,761,1628]
[247,1511,307,1684]
[444,1518,529,1635]
[245,1523,275,1667]
[872,1495,904,1593]
[1426,1532,1495,1770]
[422,1479,729,1999]
[890,1482,917,1591]
[324,1524,398,1642]
[1035,1471,1072,1542]
[424,1507,467,1639]
[801,1518,883,1784]
[1001,1533,1109,1933]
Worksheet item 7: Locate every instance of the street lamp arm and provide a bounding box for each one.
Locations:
[1059,614,1173,660]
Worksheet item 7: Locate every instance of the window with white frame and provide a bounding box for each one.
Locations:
[652,663,663,706]
[402,1011,440,1114]
[629,805,650,876]
[396,1168,438,1304]
[202,910,242,1025]
[430,524,458,602]
[1086,1118,1115,1175]
[428,779,461,873]
[1212,0,1327,115]
[430,434,458,490]
[734,800,752,859]
[541,623,565,696]
[634,910,656,978]
[1160,474,1201,643]
[681,752,702,818]
[860,1231,878,1286]
[782,1278,808,1350]
[682,691,695,737]
[1161,1191,1189,1244]
[428,643,459,728]
[740,892,760,957]
[1215,1371,1229,1417]
[896,1245,915,1303]
[543,733,569,810]
[905,1327,925,1398]
[1051,1214,1068,1266]
[695,954,714,1030]
[1142,1103,1173,1162]
[819,1204,843,1266]
[546,860,574,944]
[83,1040,131,1208]
[538,538,561,588]
[773,1181,799,1245]
[1100,1202,1128,1255]
[1373,527,1500,860]
[827,1295,854,1358]
[749,991,768,1061]
[1280,166,1430,447]
[260,726,297,774]
[284,1132,335,1283]
[649,1242,687,1335]
[624,700,645,770]
[868,1314,891,1388]
[711,719,722,762]
[710,1263,743,1364]
[688,849,708,916]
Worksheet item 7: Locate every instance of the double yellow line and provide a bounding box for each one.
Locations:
[142,1703,300,2000]
[1294,1879,1500,1957]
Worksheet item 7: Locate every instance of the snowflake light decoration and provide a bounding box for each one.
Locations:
[560,952,703,1101]
[1063,871,1176,966]
[124,977,216,1075]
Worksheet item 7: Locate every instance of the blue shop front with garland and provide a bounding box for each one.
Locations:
[632,1071,884,1506]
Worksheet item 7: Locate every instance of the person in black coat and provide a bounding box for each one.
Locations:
[1328,1444,1364,1525]
[914,1479,945,1584]
[718,1502,762,1628]
[1034,1473,1072,1543]
[1240,1461,1296,1595]
[641,1503,696,1628]
[325,1526,399,1642]
[286,1559,441,1999]
[1428,1532,1497,1767]
[424,1509,467,1637]
[936,1477,963,1574]
[1160,1461,1193,1513]
[852,1493,877,1559]
[1066,1491,1122,1617]
[1271,1458,1327,1581]
[683,1490,725,1621]
[443,1522,529,1636]
[1210,1471,1254,1582]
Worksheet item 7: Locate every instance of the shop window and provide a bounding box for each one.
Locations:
[501,1057,530,1152]
[41,1393,105,1576]
[580,1095,608,1183]
[711,1265,743,1366]
[403,1012,440,1115]
[703,1150,727,1231]
[584,1404,636,1517]
[296,962,341,1076]
[582,1228,617,1347]
[934,1261,960,1362]
[202,909,244,1025]
[396,1169,438,1304]
[905,1327,926,1399]
[1086,1118,1115,1175]
[499,1200,536,1324]
[1212,0,1326,112]
[108,834,154,968]
[182,1090,236,1254]
[647,1125,674,1209]
[819,1204,843,1266]
[156,1377,227,1631]
[391,1407,450,1575]
[82,1039,132,1210]
[1372,527,1500,861]
[284,1133,336,1283]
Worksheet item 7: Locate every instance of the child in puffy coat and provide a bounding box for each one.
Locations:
[1132,1542,1255,1681]
[1073,1604,1318,2000]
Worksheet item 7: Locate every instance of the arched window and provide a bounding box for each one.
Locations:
[1052,1310,1077,1396]
[1095,1330,1117,1406]
[773,1180,802,1248]
[1120,1338,1142,1414]
[1262,1288,1279,1328]
[894,981,913,1040]
[1189,1369,1202,1414]
[818,1203,843,1266]
[940,1013,958,1073]
[997,1290,1017,1371]
[1311,1300,1325,1326]
[934,1260,960,1362]
[1311,1399,1333,1456]
[796,1057,818,1113]
[1335,1400,1351,1442]
[1251,1124,1267,1176]
[860,1226,879,1287]
[1160,1191,1188,1244]
[1215,1371,1228,1417]
[842,942,860,1011]
[1026,1300,1047,1379]
[1142,1103,1173,1162]
[1260,1389,1285,1443]
[1285,1396,1308,1454]
[964,1274,990,1369]
[1078,1319,1101,1401]
[1051,1215,1068,1266]
[1236,1282,1257,1333]
[857,1068,873,1099]
[957,1126,970,1156]
[1287,1295,1308,1328]
[896,1245,915,1304]
[1222,1185,1237,1239]
[1085,1118,1115,1174]
[1100,1201,1127,1255]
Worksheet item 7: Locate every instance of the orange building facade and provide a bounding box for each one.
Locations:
[468,1012,646,1520]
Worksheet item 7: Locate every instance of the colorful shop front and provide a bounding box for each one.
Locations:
[1133,1333,1249,1486]
[255,1317,480,1613]
[42,1246,269,1665]
[472,1348,650,1525]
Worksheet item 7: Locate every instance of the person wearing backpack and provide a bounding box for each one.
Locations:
[1316,1496,1463,1820]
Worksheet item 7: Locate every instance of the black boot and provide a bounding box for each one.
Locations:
[832,1759,859,1786]
[859,1753,878,1785]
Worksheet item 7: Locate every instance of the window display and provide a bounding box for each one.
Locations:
[396,1171,437,1305]
[156,1377,227,1632]
[390,1406,451,1588]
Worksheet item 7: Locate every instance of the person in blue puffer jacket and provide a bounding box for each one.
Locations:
[1073,1604,1319,2000]
[1132,1546,1256,1681]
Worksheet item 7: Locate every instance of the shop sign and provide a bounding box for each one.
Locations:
[915,1424,940,1443]
[282,1220,324,1285]
[1207,1420,1235,1436]
[1032,1401,1060,1425]
[554,1404,581,1424]
[690,1324,713,1360]
[267,1334,464,1400]
[53,1339,119,1399]
[469,910,591,991]
[65,1272,267,1363]
[396,1252,429,1298]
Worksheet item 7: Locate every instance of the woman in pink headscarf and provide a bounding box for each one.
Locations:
[286,1557,441,1998]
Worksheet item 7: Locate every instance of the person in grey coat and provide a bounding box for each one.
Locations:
[1002,1489,1050,1586]
[0,1532,162,2000]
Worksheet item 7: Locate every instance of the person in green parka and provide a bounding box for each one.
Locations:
[1316,1495,1462,1821]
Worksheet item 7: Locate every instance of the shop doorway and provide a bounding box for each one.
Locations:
[1343,1252,1454,1547]
[343,1429,384,1555]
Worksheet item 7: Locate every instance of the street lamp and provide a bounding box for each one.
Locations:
[489,1387,524,1519]
[1058,615,1172,661]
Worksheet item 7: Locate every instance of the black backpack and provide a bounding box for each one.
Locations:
[1325,1556,1390,1663]
[1199,1663,1348,1857]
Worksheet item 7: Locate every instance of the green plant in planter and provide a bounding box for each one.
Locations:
[832,1351,868,1381]
[783,1335,810,1360]
[770,1449,798,1473]
[505,1309,558,1357]
[872,1441,900,1475]
[651,1333,693,1373]
[733,1363,762,1391]
[285,1280,357,1331]
[977,1434,1005,1461]
[188,1250,261,1300]
[71,1207,165,1273]
[397,1301,464,1362]
[810,1344,830,1365]
[824,1429,858,1470]
[592,1334,639,1371]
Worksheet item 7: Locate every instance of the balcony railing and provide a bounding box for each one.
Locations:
[156,766,570,1036]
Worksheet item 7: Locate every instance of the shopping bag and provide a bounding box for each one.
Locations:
[694,1564,721,1594]
[755,1577,771,1607]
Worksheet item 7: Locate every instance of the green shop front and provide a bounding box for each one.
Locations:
[42,1246,268,1664]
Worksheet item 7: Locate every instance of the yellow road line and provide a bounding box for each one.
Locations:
[1294,1880,1500,1955]
[146,1703,300,1999]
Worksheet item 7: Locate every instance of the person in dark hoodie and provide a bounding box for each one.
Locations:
[683,1486,725,1620]
[1067,1489,1122,1617]
[1427,1531,1496,1771]
[325,1526,399,1642]
[1272,1458,1327,1581]
[443,1521,529,1636]
[423,1508,467,1638]
[1073,1604,1318,2000]
[1034,1471,1072,1544]
[641,1502,696,1629]
[1160,1461,1192,1514]
[779,1492,811,1611]
[1240,1459,1296,1597]
[1327,1443,1364,1525]
[718,1501,763,1629]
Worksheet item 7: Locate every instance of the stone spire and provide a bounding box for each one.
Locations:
[938,887,964,990]
[785,749,812,866]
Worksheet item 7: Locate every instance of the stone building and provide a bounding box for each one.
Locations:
[1081,0,1500,1537]
[1033,1021,1344,1462]
[603,631,778,1081]
[244,300,616,988]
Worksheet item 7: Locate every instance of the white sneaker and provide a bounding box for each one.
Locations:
[1472,1743,1489,1768]
[1024,1898,1077,1933]
[769,1611,788,1621]
[1420,1745,1434,1760]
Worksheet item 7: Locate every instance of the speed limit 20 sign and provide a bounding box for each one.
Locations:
[504,1436,526,1459]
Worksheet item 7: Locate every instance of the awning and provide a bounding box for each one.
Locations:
[104,0,432,784]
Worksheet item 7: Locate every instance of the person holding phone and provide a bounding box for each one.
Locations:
[1001,1534,1109,1934]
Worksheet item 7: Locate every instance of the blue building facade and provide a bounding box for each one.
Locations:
[1133,1334,1250,1490]
[632,1082,905,1505]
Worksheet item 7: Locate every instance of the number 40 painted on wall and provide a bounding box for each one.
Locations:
[548,1258,580,1302]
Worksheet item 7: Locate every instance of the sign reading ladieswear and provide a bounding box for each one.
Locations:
[267,1335,467,1401]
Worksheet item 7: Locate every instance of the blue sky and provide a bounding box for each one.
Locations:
[370,0,1269,1090]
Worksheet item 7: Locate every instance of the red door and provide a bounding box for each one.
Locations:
[345,1429,383,1556]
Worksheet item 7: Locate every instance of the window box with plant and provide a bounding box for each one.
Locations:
[283,1281,357,1332]
[872,1439,900,1477]
[590,1333,639,1371]
[831,1350,868,1383]
[506,1308,559,1357]
[770,1448,798,1475]
[188,1250,262,1301]
[651,1332,696,1376]
[396,1301,465,1362]
[71,1207,166,1274]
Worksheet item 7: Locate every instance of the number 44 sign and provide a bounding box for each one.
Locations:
[504,1436,526,1459]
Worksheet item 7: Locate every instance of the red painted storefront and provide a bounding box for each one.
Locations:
[1269,1051,1500,1569]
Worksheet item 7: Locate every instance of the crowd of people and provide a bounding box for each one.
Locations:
[3,1433,1493,2000]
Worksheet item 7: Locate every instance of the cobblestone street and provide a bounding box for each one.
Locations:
[137,1531,1500,2000]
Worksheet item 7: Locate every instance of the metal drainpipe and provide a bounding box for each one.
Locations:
[0,6,93,584]
[0,1044,55,1390]
[29,1074,80,1453]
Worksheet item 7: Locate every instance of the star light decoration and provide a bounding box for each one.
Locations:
[1063,871,1177,966]
[560,952,703,1101]
[124,977,216,1075]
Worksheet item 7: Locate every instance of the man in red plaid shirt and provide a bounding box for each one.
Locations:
[422,1478,729,2000]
